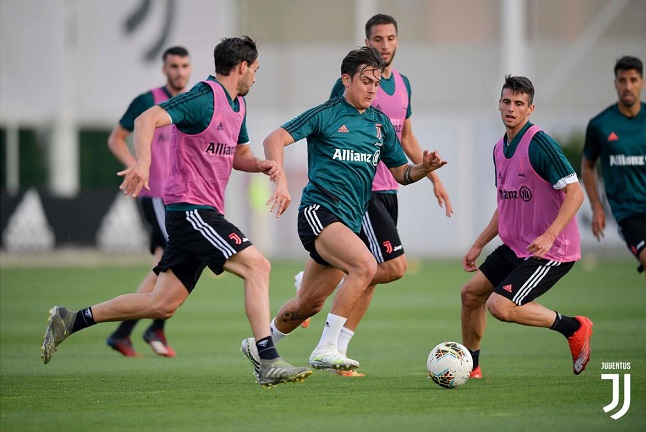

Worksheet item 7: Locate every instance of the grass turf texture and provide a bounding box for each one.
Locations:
[1,258,644,431]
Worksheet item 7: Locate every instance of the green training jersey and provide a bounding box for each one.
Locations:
[119,87,171,131]
[496,122,577,189]
[584,102,646,223]
[159,76,249,144]
[283,96,408,232]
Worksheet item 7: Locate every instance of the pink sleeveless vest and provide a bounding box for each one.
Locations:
[162,81,246,213]
[372,70,409,192]
[139,87,172,197]
[494,125,580,262]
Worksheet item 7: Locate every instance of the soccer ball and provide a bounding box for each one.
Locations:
[427,341,473,389]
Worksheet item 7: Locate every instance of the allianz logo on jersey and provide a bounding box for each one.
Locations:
[498,185,532,202]
[332,148,380,167]
[609,154,645,166]
[205,142,235,156]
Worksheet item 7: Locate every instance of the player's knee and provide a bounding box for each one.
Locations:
[461,283,480,308]
[154,303,177,320]
[349,256,378,284]
[486,297,511,322]
[381,256,407,282]
[250,254,271,276]
[241,252,271,283]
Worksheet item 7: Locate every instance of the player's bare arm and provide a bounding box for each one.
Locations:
[118,106,170,198]
[580,156,606,240]
[232,144,281,181]
[400,119,453,217]
[107,124,137,169]
[527,182,584,258]
[463,209,499,272]
[263,127,295,217]
[389,149,447,185]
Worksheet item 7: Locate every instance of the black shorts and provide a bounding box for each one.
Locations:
[138,197,168,254]
[618,214,646,272]
[153,208,252,292]
[479,244,575,305]
[297,204,348,266]
[359,193,404,263]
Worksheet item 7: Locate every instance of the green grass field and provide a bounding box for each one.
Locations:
[1,257,644,431]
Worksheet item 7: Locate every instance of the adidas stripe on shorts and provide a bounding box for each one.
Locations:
[479,244,575,305]
[153,208,252,292]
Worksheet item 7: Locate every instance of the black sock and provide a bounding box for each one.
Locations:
[111,320,138,338]
[72,307,97,333]
[550,312,580,338]
[468,348,480,368]
[148,319,165,331]
[256,336,279,361]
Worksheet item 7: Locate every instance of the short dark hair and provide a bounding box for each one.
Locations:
[341,46,384,78]
[365,14,398,39]
[162,46,189,62]
[614,56,643,78]
[501,75,535,105]
[213,36,258,76]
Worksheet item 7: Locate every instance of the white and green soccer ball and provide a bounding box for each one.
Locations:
[427,341,473,389]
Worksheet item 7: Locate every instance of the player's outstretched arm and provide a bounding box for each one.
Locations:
[263,127,295,217]
[400,119,453,217]
[118,106,171,198]
[232,144,281,181]
[389,150,447,186]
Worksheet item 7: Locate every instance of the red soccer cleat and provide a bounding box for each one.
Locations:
[106,335,140,357]
[470,365,482,379]
[567,316,593,375]
[143,329,176,357]
[336,369,365,377]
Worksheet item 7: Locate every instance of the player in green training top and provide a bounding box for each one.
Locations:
[582,56,646,278]
[240,46,447,372]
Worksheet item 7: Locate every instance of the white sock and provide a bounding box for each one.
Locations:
[314,313,347,352]
[337,327,355,356]
[336,327,354,355]
[269,318,288,344]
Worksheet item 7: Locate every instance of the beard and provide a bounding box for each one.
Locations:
[168,78,186,93]
[620,93,637,108]
[384,49,396,67]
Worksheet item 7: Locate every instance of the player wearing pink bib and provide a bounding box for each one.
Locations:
[42,37,312,387]
[106,46,191,358]
[460,76,592,379]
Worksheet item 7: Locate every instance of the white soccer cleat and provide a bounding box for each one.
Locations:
[308,349,360,370]
[41,306,75,364]
[256,358,312,387]
[240,337,260,374]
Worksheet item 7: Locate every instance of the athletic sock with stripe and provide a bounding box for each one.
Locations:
[549,311,580,338]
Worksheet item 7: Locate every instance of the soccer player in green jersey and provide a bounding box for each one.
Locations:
[582,56,646,278]
[295,14,453,377]
[241,46,447,372]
